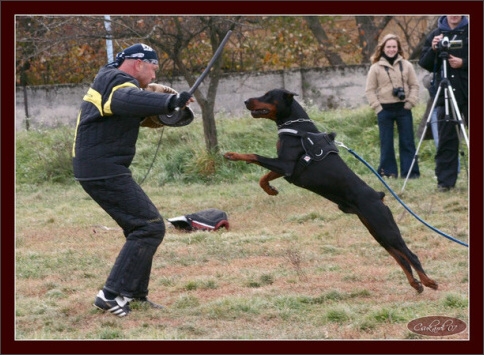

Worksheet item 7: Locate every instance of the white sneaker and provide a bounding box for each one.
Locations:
[93,290,132,317]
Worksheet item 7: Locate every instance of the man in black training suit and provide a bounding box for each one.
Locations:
[72,43,192,317]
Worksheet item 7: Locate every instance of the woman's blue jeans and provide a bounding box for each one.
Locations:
[377,108,420,178]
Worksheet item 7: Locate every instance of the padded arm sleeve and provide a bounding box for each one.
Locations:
[110,87,175,117]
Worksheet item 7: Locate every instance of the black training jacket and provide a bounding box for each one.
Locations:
[72,66,174,180]
[418,17,468,107]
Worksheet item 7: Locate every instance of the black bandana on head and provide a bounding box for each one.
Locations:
[107,43,159,68]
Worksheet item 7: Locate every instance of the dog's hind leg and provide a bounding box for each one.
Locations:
[374,204,438,291]
[387,247,438,291]
[385,247,425,293]
[353,198,438,292]
[391,247,438,290]
[355,213,423,292]
[403,254,438,290]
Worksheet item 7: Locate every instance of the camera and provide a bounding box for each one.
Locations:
[392,87,405,100]
[438,36,463,51]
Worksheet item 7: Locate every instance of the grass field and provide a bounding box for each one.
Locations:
[14,105,470,342]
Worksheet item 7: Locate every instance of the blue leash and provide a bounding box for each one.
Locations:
[335,141,469,248]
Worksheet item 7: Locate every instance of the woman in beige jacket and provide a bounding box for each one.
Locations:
[365,34,420,179]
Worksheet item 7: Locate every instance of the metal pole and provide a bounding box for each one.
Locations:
[23,85,30,130]
[104,15,113,63]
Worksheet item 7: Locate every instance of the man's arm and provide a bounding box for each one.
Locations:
[110,87,175,117]
[418,31,440,72]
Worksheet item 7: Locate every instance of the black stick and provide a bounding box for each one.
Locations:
[158,30,233,126]
[188,30,233,95]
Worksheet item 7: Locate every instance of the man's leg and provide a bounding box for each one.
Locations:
[397,108,420,178]
[435,106,459,189]
[80,176,165,306]
[377,110,398,177]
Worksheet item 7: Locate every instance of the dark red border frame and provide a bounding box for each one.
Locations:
[2,1,483,354]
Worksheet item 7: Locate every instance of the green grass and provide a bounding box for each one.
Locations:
[14,104,470,340]
[16,104,442,185]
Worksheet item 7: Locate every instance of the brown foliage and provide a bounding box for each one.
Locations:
[16,15,435,86]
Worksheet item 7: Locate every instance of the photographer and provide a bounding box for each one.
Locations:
[366,34,420,179]
[419,15,468,192]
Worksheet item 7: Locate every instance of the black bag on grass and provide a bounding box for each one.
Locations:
[167,208,229,231]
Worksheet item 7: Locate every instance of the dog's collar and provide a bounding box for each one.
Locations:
[277,118,313,129]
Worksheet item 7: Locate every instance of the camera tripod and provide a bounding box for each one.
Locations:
[401,51,469,193]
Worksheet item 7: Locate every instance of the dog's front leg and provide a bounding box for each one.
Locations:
[223,152,259,164]
[259,171,282,195]
[224,152,286,195]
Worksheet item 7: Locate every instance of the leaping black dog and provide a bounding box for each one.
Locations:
[224,88,438,293]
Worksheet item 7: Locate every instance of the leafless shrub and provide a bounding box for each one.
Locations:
[285,249,308,282]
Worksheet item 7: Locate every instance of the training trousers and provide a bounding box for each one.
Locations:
[79,174,165,298]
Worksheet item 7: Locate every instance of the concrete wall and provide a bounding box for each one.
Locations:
[15,63,430,131]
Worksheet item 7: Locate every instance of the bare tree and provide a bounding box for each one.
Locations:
[118,16,240,153]
[355,16,393,63]
[304,16,345,66]
[406,16,439,60]
[16,16,108,84]
[101,16,242,153]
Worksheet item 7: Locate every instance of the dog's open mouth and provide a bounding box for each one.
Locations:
[249,109,270,118]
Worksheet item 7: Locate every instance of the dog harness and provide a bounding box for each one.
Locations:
[278,128,339,181]
[278,128,339,160]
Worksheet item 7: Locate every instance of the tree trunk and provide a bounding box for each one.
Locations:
[304,16,345,66]
[200,99,218,153]
[195,24,234,154]
[355,16,393,63]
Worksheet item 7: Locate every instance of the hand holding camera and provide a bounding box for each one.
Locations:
[433,34,463,52]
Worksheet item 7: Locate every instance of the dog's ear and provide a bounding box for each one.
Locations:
[281,89,298,105]
[280,88,298,96]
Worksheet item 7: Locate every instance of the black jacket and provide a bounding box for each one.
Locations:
[72,65,174,180]
[418,16,468,107]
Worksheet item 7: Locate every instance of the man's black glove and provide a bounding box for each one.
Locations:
[168,91,192,111]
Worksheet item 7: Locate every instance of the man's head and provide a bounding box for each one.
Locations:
[115,43,160,88]
[446,15,465,30]
[119,43,159,64]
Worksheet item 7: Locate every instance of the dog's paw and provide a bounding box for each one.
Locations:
[223,152,238,161]
[262,185,279,196]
